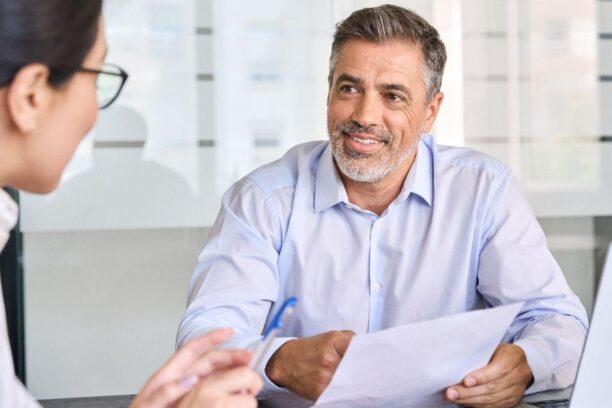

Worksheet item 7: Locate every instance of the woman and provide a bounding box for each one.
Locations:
[0,1,262,407]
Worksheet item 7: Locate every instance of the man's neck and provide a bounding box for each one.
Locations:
[340,149,417,216]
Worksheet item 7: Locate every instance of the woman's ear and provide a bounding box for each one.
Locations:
[5,63,52,134]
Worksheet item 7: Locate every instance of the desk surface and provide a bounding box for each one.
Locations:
[40,395,134,408]
[39,395,568,408]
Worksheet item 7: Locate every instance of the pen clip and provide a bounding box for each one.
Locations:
[264,296,297,336]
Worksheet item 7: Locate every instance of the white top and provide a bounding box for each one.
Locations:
[0,189,40,407]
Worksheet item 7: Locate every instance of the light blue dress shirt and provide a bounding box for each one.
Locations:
[177,134,588,398]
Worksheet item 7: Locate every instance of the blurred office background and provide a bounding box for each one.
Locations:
[3,0,612,400]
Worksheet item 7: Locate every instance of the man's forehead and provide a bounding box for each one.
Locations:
[333,39,424,83]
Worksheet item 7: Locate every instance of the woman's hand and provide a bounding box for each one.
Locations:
[129,328,261,408]
[176,366,263,408]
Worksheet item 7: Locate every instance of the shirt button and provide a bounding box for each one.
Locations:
[372,283,382,292]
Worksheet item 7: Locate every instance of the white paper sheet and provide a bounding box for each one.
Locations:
[315,303,524,408]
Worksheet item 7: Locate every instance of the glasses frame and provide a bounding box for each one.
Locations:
[78,63,129,110]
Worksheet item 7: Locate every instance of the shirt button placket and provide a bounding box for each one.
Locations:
[368,219,381,332]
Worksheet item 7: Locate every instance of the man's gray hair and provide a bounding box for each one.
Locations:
[329,4,447,103]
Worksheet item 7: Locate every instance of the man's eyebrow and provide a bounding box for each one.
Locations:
[378,82,413,101]
[335,73,365,87]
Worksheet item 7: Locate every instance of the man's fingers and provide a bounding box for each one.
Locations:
[446,379,505,401]
[463,351,516,387]
[202,367,263,395]
[465,363,506,387]
[184,349,252,378]
[332,330,355,356]
[455,387,522,408]
[445,345,531,407]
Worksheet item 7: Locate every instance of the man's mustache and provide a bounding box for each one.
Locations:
[335,122,392,144]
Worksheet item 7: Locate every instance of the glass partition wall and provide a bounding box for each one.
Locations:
[13,0,612,399]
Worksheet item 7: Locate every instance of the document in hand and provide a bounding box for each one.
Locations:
[315,303,524,408]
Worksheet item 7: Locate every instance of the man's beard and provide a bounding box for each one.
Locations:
[329,121,415,183]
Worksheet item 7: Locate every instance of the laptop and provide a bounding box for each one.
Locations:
[568,243,612,407]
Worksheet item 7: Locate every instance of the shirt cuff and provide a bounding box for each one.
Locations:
[514,338,549,394]
[257,337,296,395]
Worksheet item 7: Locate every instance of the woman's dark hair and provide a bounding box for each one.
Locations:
[0,0,102,88]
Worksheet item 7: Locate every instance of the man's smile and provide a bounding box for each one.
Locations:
[343,130,386,154]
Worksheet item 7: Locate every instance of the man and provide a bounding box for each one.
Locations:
[177,5,588,408]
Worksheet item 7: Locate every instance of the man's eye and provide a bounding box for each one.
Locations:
[386,93,403,102]
[339,85,357,94]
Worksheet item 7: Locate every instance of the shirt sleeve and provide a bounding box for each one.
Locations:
[2,378,42,408]
[1,283,40,407]
[176,177,294,393]
[476,170,588,394]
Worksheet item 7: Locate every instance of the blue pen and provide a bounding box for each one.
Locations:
[249,297,298,370]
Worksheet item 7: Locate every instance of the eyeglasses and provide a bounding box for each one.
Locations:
[78,63,129,110]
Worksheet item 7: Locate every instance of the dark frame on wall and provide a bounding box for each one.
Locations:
[0,188,26,383]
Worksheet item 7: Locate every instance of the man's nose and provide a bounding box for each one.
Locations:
[350,93,382,129]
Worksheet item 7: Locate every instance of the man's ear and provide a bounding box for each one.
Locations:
[421,92,444,133]
[5,63,52,134]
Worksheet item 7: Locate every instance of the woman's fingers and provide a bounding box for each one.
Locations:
[161,329,235,374]
[201,367,264,396]
[176,389,259,408]
[183,349,253,378]
[220,395,259,408]
[138,328,234,395]
[135,375,199,408]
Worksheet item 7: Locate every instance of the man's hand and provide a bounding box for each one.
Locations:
[265,330,355,401]
[444,343,533,408]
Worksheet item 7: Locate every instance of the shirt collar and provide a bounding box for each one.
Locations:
[314,134,434,213]
[0,189,18,252]
[397,134,434,207]
[314,144,348,212]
